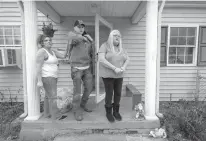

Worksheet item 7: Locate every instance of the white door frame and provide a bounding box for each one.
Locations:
[95,13,113,103]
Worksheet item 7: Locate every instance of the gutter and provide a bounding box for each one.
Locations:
[156,0,166,119]
[17,0,28,118]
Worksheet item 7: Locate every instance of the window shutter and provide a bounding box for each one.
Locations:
[0,49,3,66]
[16,49,22,69]
[160,26,168,66]
[198,26,206,66]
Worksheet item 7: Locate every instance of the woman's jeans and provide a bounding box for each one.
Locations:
[71,67,93,112]
[102,77,123,107]
[42,77,60,119]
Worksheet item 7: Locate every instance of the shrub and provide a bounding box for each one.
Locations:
[161,99,206,141]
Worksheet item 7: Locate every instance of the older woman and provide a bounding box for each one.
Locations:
[99,30,130,122]
[36,34,67,120]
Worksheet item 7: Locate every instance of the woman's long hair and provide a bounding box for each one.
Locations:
[107,30,122,55]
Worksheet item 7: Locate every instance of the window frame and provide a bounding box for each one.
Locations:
[166,24,199,67]
[0,25,22,67]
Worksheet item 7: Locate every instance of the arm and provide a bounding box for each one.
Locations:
[52,49,67,59]
[52,43,70,59]
[68,31,87,45]
[122,55,130,69]
[99,53,116,71]
[84,34,93,42]
[98,43,117,71]
[36,49,45,84]
[99,53,122,74]
[121,51,130,71]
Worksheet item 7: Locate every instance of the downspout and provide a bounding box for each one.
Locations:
[17,0,28,118]
[156,0,166,118]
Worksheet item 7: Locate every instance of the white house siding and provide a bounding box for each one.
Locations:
[0,2,23,102]
[159,2,206,101]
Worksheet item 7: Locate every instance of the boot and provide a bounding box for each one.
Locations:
[80,103,92,112]
[74,108,83,121]
[73,103,83,121]
[113,103,122,121]
[50,98,65,120]
[105,105,115,123]
[80,99,92,112]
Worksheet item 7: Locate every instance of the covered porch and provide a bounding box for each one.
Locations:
[19,0,163,139]
[20,97,160,141]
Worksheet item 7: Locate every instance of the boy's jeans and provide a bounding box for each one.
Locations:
[71,67,93,112]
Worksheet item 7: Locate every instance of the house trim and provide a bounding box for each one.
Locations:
[36,1,61,24]
[131,1,146,24]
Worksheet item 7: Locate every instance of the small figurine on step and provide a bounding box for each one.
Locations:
[149,126,167,139]
[134,103,145,120]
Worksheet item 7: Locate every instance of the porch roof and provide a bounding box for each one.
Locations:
[36,1,146,24]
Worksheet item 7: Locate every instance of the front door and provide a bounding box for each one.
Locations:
[94,14,113,103]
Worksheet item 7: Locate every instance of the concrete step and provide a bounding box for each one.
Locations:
[54,134,168,141]
[20,118,160,141]
[20,97,160,141]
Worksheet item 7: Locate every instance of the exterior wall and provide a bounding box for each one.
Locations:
[37,1,206,102]
[0,2,23,101]
[160,2,206,101]
[1,1,206,102]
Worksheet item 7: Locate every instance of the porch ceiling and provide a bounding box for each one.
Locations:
[47,1,141,17]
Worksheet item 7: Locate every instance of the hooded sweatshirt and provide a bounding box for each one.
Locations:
[67,31,92,68]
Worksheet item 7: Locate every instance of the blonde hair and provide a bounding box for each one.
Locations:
[107,30,122,55]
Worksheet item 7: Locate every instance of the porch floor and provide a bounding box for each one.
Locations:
[20,97,160,141]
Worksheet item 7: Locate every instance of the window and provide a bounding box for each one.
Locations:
[167,26,198,66]
[161,25,206,67]
[0,26,21,67]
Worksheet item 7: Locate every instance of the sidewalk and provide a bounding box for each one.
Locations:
[54,134,168,141]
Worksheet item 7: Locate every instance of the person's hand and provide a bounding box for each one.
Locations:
[114,68,123,74]
[37,80,43,88]
[71,39,78,45]
[84,34,93,42]
[82,36,88,42]
[120,66,126,72]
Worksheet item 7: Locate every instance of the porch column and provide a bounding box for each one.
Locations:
[23,1,41,120]
[144,0,158,120]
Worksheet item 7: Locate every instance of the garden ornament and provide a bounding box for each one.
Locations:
[134,102,145,120]
[149,127,167,139]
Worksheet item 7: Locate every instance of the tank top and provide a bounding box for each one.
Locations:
[41,48,58,78]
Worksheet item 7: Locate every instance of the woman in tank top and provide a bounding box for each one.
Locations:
[36,34,68,120]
